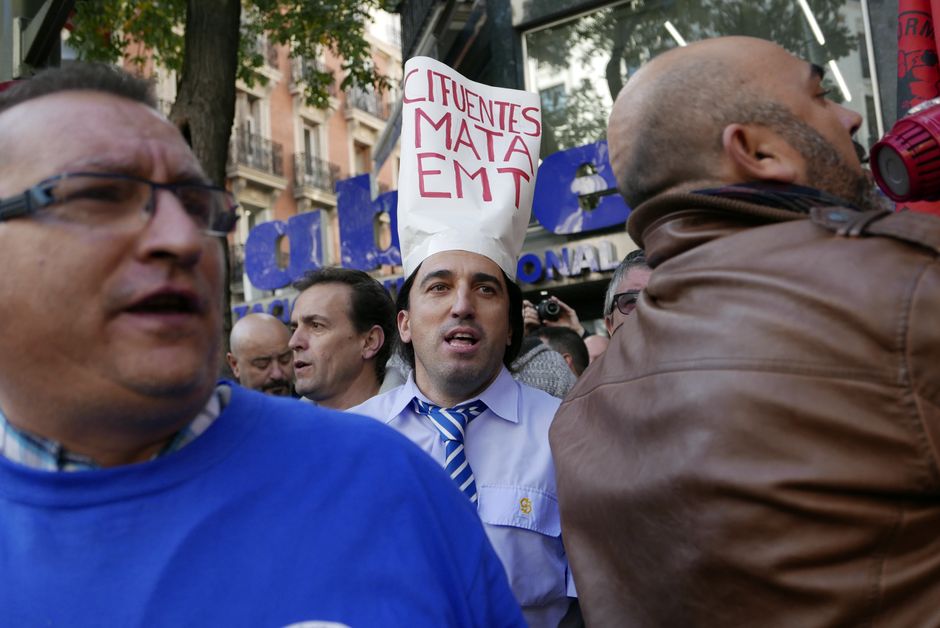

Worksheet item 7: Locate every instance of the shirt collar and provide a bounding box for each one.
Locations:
[391,366,520,424]
[0,386,226,471]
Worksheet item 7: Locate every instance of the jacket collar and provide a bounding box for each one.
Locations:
[627,187,861,267]
[694,182,862,214]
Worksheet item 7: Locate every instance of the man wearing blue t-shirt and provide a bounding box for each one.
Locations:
[0,62,522,627]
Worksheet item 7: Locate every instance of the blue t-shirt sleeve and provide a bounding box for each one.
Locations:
[469,539,528,627]
[369,417,527,626]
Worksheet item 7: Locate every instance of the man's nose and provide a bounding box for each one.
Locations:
[450,285,475,318]
[270,360,287,381]
[288,328,304,351]
[838,102,863,136]
[135,189,205,266]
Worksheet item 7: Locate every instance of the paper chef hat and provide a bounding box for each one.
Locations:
[397,56,542,281]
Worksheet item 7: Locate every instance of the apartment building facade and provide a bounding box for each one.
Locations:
[138,11,404,315]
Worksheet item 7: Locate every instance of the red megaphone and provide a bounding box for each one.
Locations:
[870,97,940,202]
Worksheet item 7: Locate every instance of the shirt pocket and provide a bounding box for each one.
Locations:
[476,485,567,608]
[476,484,561,537]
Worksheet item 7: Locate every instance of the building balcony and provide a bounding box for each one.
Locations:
[248,36,279,68]
[294,152,339,206]
[295,153,338,191]
[346,87,390,121]
[229,243,245,296]
[247,37,281,82]
[227,128,287,191]
[344,87,390,141]
[290,56,338,97]
[230,128,284,175]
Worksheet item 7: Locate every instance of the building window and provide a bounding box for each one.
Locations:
[539,83,567,114]
[388,18,402,49]
[303,124,321,160]
[524,0,878,155]
[354,141,372,175]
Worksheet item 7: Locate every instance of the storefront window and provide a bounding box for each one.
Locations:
[524,0,879,158]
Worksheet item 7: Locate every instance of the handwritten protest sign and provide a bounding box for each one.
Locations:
[397,56,542,280]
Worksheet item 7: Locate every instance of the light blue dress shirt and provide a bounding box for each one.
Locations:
[351,366,576,628]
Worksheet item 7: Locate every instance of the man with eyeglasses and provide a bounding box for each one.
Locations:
[227,313,294,396]
[602,249,651,336]
[0,63,522,625]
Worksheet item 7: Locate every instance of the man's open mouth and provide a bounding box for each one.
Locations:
[126,291,200,314]
[445,329,479,346]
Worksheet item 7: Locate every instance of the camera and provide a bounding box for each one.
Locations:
[536,298,561,321]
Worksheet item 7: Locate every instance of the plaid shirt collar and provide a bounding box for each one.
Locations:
[0,386,227,472]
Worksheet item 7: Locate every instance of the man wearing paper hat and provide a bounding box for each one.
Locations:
[351,57,576,626]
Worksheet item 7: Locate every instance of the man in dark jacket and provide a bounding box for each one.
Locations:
[550,36,940,627]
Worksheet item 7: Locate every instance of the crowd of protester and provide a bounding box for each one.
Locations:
[2,33,938,628]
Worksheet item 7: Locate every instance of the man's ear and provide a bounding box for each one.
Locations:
[721,123,800,184]
[226,353,240,377]
[562,353,575,370]
[362,325,385,360]
[397,310,412,344]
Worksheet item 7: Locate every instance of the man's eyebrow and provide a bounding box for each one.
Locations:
[63,156,208,183]
[419,269,454,287]
[253,349,290,361]
[62,157,136,175]
[810,63,826,82]
[300,314,329,325]
[472,272,503,288]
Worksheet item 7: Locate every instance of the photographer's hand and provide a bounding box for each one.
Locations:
[522,299,541,335]
[542,296,586,337]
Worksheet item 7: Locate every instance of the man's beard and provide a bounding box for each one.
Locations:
[744,103,888,212]
[782,119,885,212]
[262,379,292,396]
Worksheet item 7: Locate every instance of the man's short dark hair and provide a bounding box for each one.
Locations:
[604,249,650,318]
[395,263,524,371]
[536,326,589,376]
[293,267,396,382]
[613,57,745,208]
[0,62,156,115]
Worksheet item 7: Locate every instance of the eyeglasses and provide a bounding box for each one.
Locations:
[611,290,642,316]
[0,172,239,236]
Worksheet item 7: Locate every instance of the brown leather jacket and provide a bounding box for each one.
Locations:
[550,192,940,627]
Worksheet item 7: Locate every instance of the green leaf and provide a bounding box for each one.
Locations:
[69,0,390,107]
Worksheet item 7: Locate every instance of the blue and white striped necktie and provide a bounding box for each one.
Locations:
[412,398,486,503]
